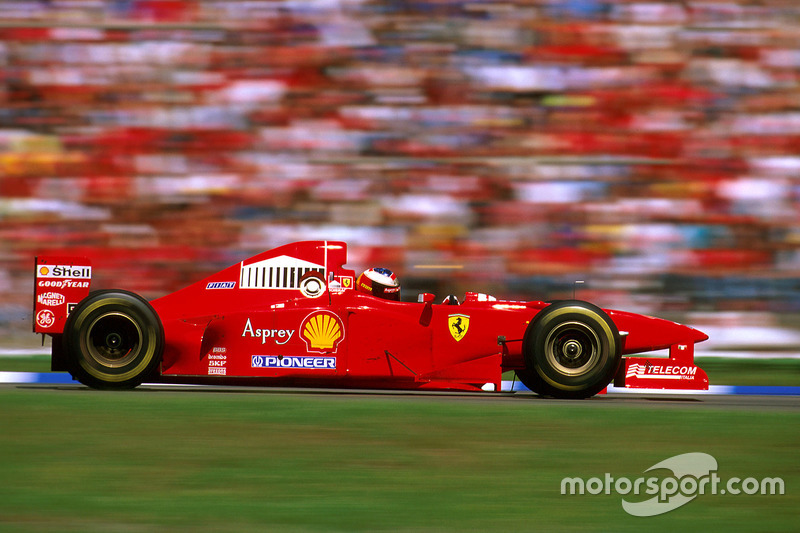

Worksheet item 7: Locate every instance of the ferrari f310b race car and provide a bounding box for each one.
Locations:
[33,241,709,398]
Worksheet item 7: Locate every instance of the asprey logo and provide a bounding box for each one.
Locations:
[300,311,344,353]
[242,318,295,345]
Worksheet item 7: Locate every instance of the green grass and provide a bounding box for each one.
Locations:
[695,357,800,386]
[0,388,796,532]
[0,355,51,373]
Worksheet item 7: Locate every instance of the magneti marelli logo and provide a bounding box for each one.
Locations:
[560,452,784,516]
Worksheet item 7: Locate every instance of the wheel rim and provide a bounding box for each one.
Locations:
[84,312,142,368]
[543,321,601,377]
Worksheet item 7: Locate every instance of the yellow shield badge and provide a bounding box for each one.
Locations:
[448,314,470,342]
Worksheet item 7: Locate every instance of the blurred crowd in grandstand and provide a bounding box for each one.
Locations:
[4,0,800,344]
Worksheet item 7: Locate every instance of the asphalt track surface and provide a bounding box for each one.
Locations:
[5,382,799,411]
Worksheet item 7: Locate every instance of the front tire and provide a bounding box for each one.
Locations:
[521,300,621,399]
[63,290,164,390]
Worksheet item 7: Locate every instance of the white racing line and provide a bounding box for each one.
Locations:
[501,380,733,395]
[1,372,798,396]
[2,350,799,395]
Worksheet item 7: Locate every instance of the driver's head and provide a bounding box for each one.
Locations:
[356,267,400,301]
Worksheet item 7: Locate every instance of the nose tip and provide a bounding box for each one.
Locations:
[690,326,709,343]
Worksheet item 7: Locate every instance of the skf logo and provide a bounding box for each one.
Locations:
[301,311,344,353]
[448,314,470,342]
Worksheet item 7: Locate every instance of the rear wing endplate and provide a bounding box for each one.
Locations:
[33,256,92,334]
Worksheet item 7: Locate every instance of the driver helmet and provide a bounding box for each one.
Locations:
[356,267,400,301]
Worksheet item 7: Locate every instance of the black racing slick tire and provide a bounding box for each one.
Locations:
[521,300,621,399]
[62,290,164,390]
[514,368,544,396]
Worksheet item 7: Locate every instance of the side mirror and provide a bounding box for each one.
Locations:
[418,293,434,326]
[418,293,435,304]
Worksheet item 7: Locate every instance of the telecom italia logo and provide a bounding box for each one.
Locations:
[561,452,784,516]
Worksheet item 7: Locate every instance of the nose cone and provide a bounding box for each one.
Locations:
[687,325,709,344]
[608,310,708,354]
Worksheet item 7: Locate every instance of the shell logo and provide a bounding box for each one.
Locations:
[301,311,344,353]
[39,266,49,276]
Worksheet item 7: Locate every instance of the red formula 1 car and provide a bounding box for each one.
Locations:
[33,241,709,398]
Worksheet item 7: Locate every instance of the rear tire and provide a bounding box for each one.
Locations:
[522,300,621,399]
[63,290,164,390]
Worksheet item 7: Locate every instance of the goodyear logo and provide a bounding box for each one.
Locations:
[252,356,336,370]
[448,314,470,342]
[300,311,344,353]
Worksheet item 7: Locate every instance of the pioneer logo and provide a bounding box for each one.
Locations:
[251,355,336,370]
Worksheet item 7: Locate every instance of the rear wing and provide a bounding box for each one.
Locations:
[33,256,92,334]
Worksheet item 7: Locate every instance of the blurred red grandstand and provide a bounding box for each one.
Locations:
[3,1,800,347]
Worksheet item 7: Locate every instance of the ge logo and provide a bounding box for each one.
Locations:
[36,309,56,329]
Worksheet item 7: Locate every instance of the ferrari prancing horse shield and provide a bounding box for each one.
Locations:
[448,314,470,342]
